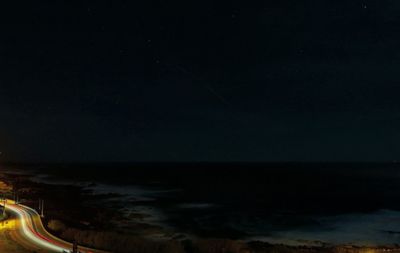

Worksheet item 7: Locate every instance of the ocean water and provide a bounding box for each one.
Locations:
[4,163,400,246]
[250,209,400,246]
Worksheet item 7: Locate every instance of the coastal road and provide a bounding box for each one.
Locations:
[1,200,108,253]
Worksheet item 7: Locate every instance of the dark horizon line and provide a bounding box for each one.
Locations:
[1,160,399,166]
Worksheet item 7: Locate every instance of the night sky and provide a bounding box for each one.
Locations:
[2,1,400,162]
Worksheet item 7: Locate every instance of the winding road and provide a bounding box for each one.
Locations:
[1,199,108,253]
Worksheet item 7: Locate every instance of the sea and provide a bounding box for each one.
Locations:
[3,162,400,246]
